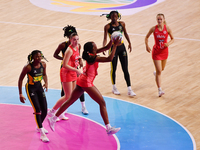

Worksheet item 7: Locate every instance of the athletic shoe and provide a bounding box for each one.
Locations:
[112,88,120,95]
[82,107,89,115]
[48,109,55,117]
[128,90,136,97]
[48,117,56,131]
[40,134,49,142]
[36,127,48,134]
[59,113,69,120]
[158,90,165,97]
[153,71,156,76]
[56,117,61,122]
[106,127,121,135]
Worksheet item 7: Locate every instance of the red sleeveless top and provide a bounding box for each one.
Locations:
[60,45,80,82]
[77,61,99,87]
[152,25,169,60]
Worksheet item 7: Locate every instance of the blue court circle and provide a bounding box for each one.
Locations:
[0,86,195,150]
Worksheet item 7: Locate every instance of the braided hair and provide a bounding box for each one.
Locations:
[82,42,96,64]
[100,10,121,20]
[63,25,77,38]
[27,50,48,63]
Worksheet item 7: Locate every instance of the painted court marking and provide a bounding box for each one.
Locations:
[29,0,165,16]
[0,104,119,150]
[0,86,196,150]
[0,21,200,42]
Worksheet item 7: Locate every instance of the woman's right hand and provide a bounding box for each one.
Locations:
[146,46,151,53]
[77,69,82,76]
[19,94,26,103]
[113,36,121,46]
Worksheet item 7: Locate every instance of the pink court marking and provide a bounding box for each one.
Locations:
[0,104,119,150]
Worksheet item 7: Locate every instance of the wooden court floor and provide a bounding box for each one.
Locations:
[0,0,199,149]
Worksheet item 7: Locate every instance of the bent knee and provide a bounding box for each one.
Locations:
[99,99,106,107]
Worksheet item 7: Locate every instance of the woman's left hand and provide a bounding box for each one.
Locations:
[43,83,48,92]
[128,44,132,52]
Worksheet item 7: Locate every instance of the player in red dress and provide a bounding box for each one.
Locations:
[48,33,82,120]
[145,13,174,97]
[52,25,88,115]
[48,37,121,135]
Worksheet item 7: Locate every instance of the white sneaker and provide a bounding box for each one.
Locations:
[106,127,121,135]
[48,109,56,117]
[158,90,165,97]
[48,117,56,131]
[59,113,69,120]
[112,88,120,95]
[82,107,89,115]
[56,117,61,122]
[36,127,48,134]
[128,90,136,97]
[40,134,49,142]
[153,71,156,76]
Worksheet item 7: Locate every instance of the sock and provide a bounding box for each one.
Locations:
[127,86,132,91]
[158,87,162,91]
[51,108,56,113]
[81,102,85,108]
[39,127,45,136]
[106,124,111,130]
[113,84,117,89]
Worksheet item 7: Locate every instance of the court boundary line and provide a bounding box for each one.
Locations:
[0,86,196,150]
[0,102,120,150]
[103,95,197,150]
[0,21,200,42]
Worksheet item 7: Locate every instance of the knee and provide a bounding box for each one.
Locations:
[99,99,106,107]
[156,70,162,75]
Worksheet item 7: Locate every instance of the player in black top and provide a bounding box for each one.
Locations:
[18,50,49,142]
[50,25,88,117]
[102,10,136,97]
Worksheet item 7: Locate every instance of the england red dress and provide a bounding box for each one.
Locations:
[77,61,99,87]
[60,45,80,82]
[152,25,169,60]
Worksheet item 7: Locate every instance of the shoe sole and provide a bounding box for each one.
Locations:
[40,138,49,143]
[112,91,120,95]
[159,92,165,97]
[128,94,136,97]
[82,112,89,115]
[107,128,121,136]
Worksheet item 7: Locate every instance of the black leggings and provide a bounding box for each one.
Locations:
[26,83,47,128]
[61,85,85,102]
[109,44,131,86]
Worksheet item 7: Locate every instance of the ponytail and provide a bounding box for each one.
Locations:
[82,42,96,64]
[27,50,48,64]
[100,10,121,20]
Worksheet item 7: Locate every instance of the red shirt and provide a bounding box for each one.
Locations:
[77,61,99,87]
[152,25,169,60]
[60,45,80,82]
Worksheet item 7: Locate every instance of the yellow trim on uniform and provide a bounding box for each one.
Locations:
[25,83,39,128]
[109,48,115,85]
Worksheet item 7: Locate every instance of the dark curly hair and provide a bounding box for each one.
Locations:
[82,42,96,64]
[27,50,48,63]
[100,10,121,20]
[63,25,77,38]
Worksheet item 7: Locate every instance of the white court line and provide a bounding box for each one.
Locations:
[1,21,200,42]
